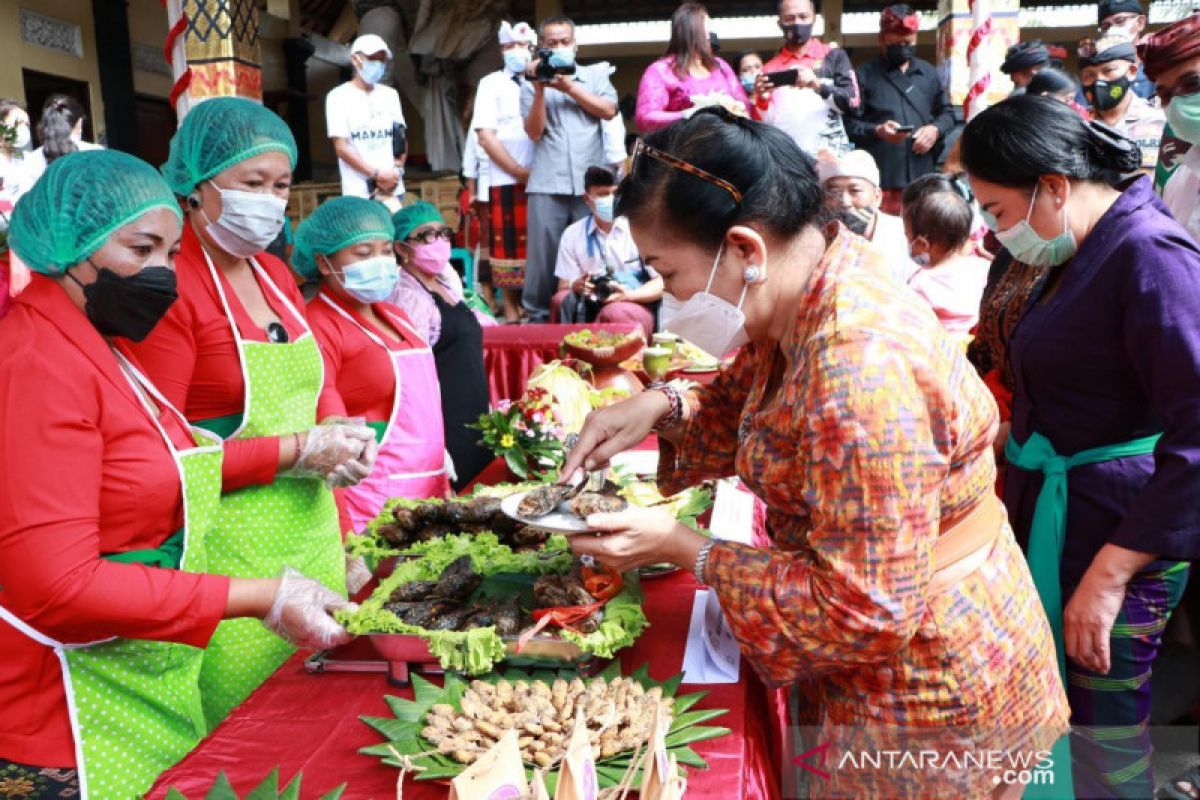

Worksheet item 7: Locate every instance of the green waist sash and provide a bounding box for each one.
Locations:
[194,413,243,440]
[102,528,185,570]
[199,413,388,444]
[1004,431,1161,679]
[1005,431,1159,800]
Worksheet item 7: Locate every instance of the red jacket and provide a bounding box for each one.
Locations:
[0,276,229,767]
[124,224,341,489]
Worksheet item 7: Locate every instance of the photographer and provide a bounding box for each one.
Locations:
[550,166,661,338]
[521,15,619,322]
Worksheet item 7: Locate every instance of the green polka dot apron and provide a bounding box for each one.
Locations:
[0,353,224,800]
[195,253,345,730]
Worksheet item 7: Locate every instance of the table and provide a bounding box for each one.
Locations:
[148,569,781,799]
[482,322,639,405]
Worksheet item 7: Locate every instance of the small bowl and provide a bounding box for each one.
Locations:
[562,331,646,368]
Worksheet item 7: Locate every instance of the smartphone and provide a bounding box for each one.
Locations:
[895,124,916,134]
[765,69,798,88]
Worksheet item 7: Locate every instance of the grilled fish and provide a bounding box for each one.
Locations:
[517,484,575,518]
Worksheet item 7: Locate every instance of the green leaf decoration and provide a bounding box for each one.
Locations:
[204,771,238,800]
[167,769,345,800]
[242,769,279,800]
[359,666,729,791]
[672,690,710,716]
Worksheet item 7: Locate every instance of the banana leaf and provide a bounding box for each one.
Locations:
[358,666,730,791]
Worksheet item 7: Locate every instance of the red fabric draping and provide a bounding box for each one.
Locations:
[147,569,781,799]
[149,441,783,799]
[482,322,638,405]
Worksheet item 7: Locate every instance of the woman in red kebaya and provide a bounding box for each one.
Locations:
[0,150,352,800]
[295,197,451,536]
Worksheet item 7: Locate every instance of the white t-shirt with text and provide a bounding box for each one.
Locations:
[326,81,406,198]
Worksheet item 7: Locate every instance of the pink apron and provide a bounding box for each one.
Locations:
[319,294,448,531]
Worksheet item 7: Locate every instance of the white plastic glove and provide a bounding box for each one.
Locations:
[443,448,458,484]
[262,567,357,650]
[345,554,373,595]
[327,433,379,489]
[288,422,373,483]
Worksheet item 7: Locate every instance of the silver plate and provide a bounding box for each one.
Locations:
[500,491,593,535]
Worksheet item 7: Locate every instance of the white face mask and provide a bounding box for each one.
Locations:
[12,125,30,150]
[201,181,288,258]
[663,242,758,359]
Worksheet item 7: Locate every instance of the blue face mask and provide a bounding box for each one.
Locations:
[503,49,530,74]
[992,183,1078,268]
[740,76,756,93]
[333,255,399,303]
[548,47,576,68]
[592,194,615,223]
[357,59,387,86]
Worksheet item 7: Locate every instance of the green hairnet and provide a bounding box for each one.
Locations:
[161,97,297,196]
[392,201,445,242]
[9,150,182,276]
[293,196,395,279]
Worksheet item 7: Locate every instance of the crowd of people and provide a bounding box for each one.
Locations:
[0,0,1198,798]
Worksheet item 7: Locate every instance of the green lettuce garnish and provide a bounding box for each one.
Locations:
[338,533,646,675]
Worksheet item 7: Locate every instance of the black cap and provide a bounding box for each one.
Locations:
[1097,0,1141,24]
[1079,33,1138,67]
[1001,40,1051,74]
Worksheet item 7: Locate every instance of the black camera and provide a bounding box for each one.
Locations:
[581,275,615,322]
[534,48,576,82]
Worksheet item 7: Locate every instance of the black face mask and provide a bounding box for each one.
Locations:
[68,260,178,341]
[1085,76,1131,112]
[884,43,914,68]
[782,23,813,46]
[834,206,874,236]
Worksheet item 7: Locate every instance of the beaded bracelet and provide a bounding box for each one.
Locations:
[649,381,684,432]
[693,540,716,584]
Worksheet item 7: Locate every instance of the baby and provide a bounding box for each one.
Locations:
[902,176,990,341]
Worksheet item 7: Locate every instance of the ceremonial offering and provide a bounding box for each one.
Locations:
[360,664,730,793]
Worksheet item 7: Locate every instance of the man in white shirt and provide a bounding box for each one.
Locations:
[551,166,662,338]
[326,34,407,207]
[472,21,537,323]
[817,149,917,283]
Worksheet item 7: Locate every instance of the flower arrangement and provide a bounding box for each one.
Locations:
[471,386,567,479]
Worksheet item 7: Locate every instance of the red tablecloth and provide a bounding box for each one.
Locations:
[482,322,638,405]
[148,569,780,799]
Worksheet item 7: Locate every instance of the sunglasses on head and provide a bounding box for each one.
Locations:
[629,138,743,205]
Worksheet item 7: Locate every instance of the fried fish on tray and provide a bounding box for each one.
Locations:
[431,555,482,601]
[516,484,576,518]
[568,492,628,518]
[388,580,437,603]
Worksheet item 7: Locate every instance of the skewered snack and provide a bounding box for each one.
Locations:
[421,677,670,767]
[516,484,576,518]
